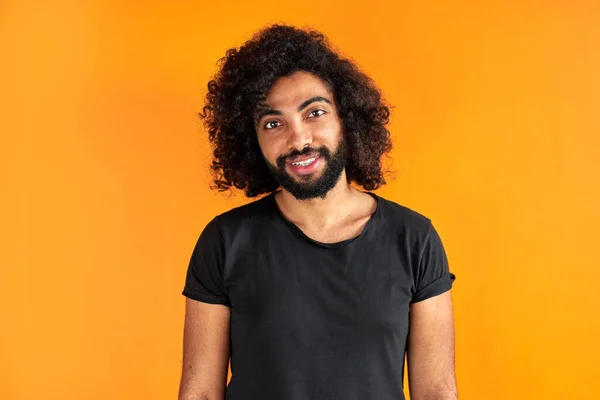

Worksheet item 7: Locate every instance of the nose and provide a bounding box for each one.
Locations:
[288,119,312,152]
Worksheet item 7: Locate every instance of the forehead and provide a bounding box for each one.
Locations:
[264,71,334,108]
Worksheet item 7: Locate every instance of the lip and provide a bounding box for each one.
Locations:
[287,155,322,176]
[287,152,320,165]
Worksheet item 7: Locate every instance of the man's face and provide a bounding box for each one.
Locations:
[254,71,347,200]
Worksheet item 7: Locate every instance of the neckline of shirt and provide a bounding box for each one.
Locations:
[267,190,381,249]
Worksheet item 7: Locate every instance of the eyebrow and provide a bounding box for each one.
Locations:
[255,96,331,122]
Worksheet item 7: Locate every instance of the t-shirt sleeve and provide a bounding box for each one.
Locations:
[182,216,231,307]
[411,222,456,304]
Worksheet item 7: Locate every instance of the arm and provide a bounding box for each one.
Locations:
[406,290,458,400]
[178,298,231,400]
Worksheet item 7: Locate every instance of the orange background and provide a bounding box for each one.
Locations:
[2,1,599,399]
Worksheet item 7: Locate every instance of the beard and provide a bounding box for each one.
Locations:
[264,140,348,200]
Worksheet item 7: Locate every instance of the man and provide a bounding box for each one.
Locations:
[179,24,457,400]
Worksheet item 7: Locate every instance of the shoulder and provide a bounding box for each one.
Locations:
[374,194,433,235]
[210,193,277,240]
[216,193,273,222]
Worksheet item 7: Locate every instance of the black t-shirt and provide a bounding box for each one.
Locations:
[182,191,455,400]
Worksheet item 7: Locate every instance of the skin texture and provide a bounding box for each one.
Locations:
[408,291,458,399]
[180,71,457,400]
[178,299,230,400]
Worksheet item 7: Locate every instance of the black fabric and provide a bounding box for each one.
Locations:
[182,192,455,400]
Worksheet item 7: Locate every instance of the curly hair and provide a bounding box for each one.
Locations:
[200,24,392,197]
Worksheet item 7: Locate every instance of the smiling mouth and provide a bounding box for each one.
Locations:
[285,154,323,176]
[290,157,318,167]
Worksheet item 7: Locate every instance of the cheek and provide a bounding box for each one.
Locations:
[257,134,283,163]
[314,118,343,143]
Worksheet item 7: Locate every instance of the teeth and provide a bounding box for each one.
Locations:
[292,157,316,167]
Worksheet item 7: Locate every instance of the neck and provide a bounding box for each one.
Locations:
[275,171,359,228]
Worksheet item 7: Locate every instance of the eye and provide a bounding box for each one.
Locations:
[307,109,326,118]
[264,120,281,130]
